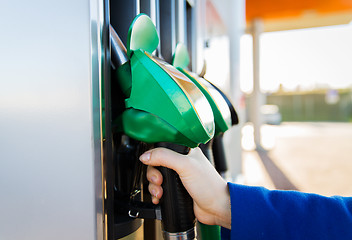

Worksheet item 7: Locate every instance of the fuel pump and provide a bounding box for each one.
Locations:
[172,43,239,239]
[111,14,215,239]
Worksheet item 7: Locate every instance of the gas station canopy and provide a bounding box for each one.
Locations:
[246,0,352,32]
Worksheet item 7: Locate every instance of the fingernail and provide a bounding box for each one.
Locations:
[140,152,151,162]
[150,189,156,197]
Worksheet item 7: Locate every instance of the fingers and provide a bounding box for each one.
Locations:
[146,166,163,186]
[141,147,206,205]
[148,182,163,204]
[140,147,189,174]
[146,166,163,204]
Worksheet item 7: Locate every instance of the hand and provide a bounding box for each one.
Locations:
[139,147,231,229]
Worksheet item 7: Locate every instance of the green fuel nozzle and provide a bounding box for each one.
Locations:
[113,14,216,239]
[116,14,214,148]
[172,43,238,136]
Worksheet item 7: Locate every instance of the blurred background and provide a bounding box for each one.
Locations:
[204,0,352,197]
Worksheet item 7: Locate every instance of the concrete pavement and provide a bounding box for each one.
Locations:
[242,122,352,197]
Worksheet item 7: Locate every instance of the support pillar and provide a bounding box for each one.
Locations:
[251,18,265,149]
[225,0,246,181]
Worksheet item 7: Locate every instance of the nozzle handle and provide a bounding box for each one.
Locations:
[155,143,196,236]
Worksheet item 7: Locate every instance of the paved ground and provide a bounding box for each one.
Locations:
[242,122,352,197]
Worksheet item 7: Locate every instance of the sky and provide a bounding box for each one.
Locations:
[204,22,352,94]
[241,22,352,93]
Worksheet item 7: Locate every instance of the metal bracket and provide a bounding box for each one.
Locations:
[116,199,162,220]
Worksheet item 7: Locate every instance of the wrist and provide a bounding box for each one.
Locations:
[214,181,231,229]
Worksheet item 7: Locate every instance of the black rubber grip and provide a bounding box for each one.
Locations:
[155,143,195,233]
[212,133,228,174]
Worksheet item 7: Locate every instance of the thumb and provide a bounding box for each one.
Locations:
[139,147,189,174]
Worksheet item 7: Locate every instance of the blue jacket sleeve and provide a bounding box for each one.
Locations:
[222,183,352,240]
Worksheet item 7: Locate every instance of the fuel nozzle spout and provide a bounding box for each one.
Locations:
[110,25,128,69]
[110,25,132,96]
